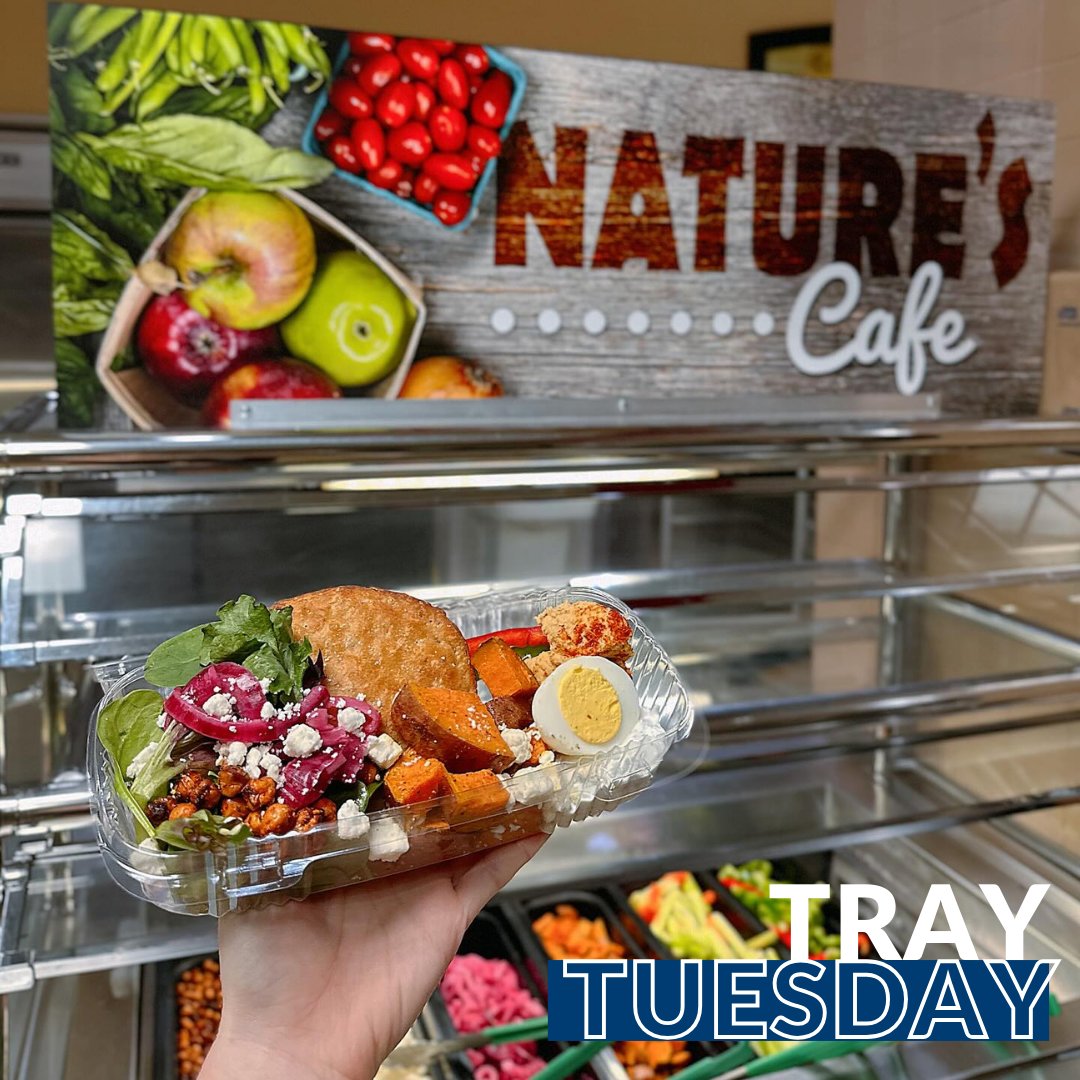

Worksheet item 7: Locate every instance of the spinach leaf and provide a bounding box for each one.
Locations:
[98,689,164,775]
[128,732,185,803]
[54,338,99,427]
[144,625,208,689]
[53,284,118,338]
[80,116,334,191]
[153,809,250,852]
[52,134,113,200]
[144,595,312,703]
[52,210,133,284]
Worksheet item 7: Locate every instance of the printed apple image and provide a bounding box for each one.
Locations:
[203,358,341,428]
[280,250,415,387]
[164,192,317,331]
[399,355,503,399]
[136,292,279,401]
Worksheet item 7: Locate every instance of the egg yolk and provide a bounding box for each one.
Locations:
[557,666,622,744]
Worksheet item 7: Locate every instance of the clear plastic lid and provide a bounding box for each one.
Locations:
[88,585,693,916]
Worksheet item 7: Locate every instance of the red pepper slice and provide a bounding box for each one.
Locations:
[465,626,548,656]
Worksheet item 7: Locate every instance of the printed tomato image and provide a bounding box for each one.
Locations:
[305,32,525,228]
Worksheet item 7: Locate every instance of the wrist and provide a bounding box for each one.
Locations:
[202,1024,375,1080]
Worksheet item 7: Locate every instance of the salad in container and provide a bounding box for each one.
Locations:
[90,584,692,915]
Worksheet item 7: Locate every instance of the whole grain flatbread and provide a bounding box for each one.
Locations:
[273,586,475,710]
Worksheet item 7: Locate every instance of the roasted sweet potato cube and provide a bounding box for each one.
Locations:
[472,638,539,701]
[385,751,450,806]
[487,695,534,730]
[388,684,515,773]
[446,769,510,824]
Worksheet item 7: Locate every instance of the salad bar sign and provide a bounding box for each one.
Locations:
[47,5,1054,428]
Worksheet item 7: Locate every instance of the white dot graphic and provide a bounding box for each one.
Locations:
[712,312,734,336]
[490,308,515,334]
[752,312,775,336]
[670,311,693,336]
[537,309,562,334]
[627,310,650,335]
[583,309,607,335]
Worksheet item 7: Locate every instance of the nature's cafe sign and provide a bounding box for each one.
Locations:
[48,8,1054,425]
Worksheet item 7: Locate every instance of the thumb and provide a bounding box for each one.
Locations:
[451,833,548,921]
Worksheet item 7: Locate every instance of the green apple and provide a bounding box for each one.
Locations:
[165,192,316,331]
[280,250,415,387]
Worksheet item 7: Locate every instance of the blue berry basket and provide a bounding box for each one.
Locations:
[301,42,527,232]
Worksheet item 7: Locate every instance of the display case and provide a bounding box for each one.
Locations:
[3,400,1080,1078]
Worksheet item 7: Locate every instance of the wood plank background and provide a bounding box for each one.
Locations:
[267,45,1055,415]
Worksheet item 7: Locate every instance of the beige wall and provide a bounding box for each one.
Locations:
[5,0,832,117]
[834,0,1078,269]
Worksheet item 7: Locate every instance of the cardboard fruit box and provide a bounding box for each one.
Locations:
[95,187,426,430]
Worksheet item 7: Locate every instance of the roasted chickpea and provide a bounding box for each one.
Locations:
[219,797,248,820]
[172,770,207,802]
[313,797,338,822]
[261,803,297,835]
[216,765,247,797]
[294,807,320,831]
[244,776,277,808]
[146,795,176,826]
[359,761,380,784]
[245,810,269,838]
[199,782,222,810]
[169,802,197,820]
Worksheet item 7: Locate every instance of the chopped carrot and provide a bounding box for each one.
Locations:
[532,904,626,961]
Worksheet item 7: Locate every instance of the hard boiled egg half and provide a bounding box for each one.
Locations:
[531,656,641,755]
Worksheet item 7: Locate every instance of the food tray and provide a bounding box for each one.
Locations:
[148,954,219,1080]
[301,44,527,232]
[89,585,693,916]
[95,186,427,429]
[428,909,559,1080]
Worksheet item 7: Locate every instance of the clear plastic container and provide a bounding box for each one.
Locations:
[88,585,693,916]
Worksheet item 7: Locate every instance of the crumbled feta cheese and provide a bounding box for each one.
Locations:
[336,706,366,735]
[369,816,409,862]
[125,740,159,779]
[156,711,167,729]
[282,723,322,759]
[538,750,556,766]
[202,693,233,718]
[509,764,559,804]
[501,728,532,766]
[337,799,371,840]
[260,700,276,720]
[258,678,271,692]
[367,733,403,769]
[215,740,247,767]
[259,751,282,784]
[244,747,263,779]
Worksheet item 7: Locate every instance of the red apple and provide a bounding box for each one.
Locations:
[136,292,279,401]
[203,358,341,428]
[164,192,317,331]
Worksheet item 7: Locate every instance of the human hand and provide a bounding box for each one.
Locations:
[200,834,546,1080]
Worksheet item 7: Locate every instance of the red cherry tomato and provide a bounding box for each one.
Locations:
[329,79,373,120]
[394,168,417,200]
[388,121,433,167]
[414,171,440,205]
[357,53,402,97]
[326,134,361,174]
[472,70,512,128]
[367,158,404,190]
[375,80,415,128]
[351,118,385,171]
[397,38,441,82]
[314,107,346,142]
[412,81,436,121]
[466,124,502,159]
[428,39,455,56]
[468,72,484,94]
[428,104,467,152]
[348,32,395,56]
[454,44,490,76]
[433,188,470,226]
[343,55,365,79]
[436,58,470,109]
[467,153,486,176]
[423,152,476,191]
